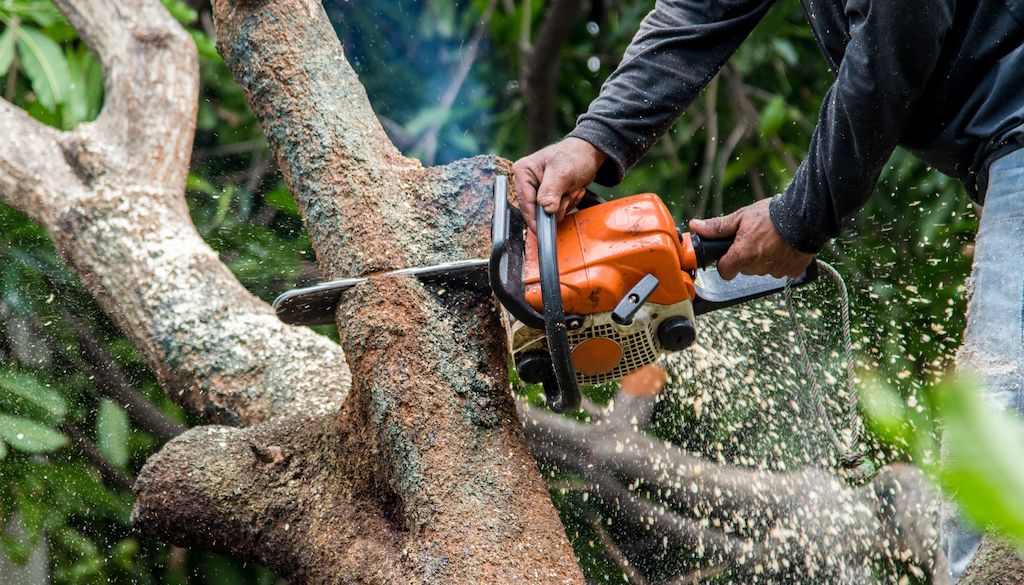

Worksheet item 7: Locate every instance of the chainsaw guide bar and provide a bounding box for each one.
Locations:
[272,259,488,326]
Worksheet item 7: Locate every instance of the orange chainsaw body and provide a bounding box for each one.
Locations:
[523,193,700,315]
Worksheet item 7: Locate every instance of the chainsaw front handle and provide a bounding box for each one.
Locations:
[535,203,582,413]
[489,176,545,329]
[489,175,581,412]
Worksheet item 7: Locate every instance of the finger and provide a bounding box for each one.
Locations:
[513,164,540,232]
[715,249,740,281]
[689,211,741,239]
[567,188,586,211]
[556,196,573,222]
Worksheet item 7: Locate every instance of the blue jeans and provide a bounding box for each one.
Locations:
[941,147,1024,581]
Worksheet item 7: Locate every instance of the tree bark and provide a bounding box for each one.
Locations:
[960,536,1024,585]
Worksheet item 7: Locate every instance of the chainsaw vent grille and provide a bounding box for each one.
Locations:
[569,321,659,386]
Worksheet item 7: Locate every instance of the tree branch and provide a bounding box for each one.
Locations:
[0,100,77,227]
[0,0,351,426]
[523,0,584,151]
[520,402,950,581]
[133,414,418,583]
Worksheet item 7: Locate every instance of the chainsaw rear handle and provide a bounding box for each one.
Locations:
[690,234,734,269]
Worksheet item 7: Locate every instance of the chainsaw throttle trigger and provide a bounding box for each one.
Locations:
[536,203,582,413]
[611,274,660,325]
[691,234,734,269]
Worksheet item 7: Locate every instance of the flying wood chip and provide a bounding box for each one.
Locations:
[619,364,668,397]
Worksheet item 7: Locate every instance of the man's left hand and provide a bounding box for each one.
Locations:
[688,198,814,281]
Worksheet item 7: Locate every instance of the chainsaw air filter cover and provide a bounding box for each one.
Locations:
[522,193,699,315]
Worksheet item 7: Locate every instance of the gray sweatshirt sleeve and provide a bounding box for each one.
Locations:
[769,0,956,253]
[567,0,777,186]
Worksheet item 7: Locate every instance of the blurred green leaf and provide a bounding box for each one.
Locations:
[722,149,761,189]
[15,473,51,544]
[265,186,300,216]
[8,1,62,28]
[936,377,1024,541]
[97,399,130,468]
[859,378,909,445]
[16,25,68,110]
[0,368,67,421]
[0,413,67,453]
[0,25,16,78]
[0,439,7,460]
[771,38,798,66]
[161,0,198,24]
[759,95,787,137]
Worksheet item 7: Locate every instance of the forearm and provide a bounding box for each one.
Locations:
[570,0,775,185]
[770,0,956,252]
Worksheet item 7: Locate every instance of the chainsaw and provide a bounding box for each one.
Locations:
[273,175,818,412]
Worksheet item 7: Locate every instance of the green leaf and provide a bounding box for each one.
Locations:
[8,2,62,28]
[161,0,199,24]
[859,378,909,445]
[0,25,16,78]
[0,369,67,421]
[97,399,129,468]
[16,26,69,110]
[0,413,67,453]
[264,186,300,216]
[0,439,7,460]
[758,95,787,138]
[61,47,90,129]
[722,149,761,189]
[937,376,1024,541]
[771,38,799,66]
[186,172,218,196]
[404,105,450,136]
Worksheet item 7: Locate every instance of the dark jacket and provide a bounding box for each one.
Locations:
[568,0,1024,253]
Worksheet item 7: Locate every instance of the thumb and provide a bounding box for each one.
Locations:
[689,212,741,239]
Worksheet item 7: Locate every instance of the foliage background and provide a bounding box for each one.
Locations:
[0,0,977,582]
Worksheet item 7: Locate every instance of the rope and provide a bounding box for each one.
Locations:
[783,260,870,481]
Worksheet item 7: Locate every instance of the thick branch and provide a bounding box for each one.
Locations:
[0,0,351,425]
[521,403,950,581]
[133,414,415,583]
[0,101,77,226]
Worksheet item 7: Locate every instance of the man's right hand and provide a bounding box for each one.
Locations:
[512,137,607,232]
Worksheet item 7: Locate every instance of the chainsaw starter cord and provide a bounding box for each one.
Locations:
[783,260,869,482]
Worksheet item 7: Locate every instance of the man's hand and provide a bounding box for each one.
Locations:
[689,198,814,280]
[512,138,607,232]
